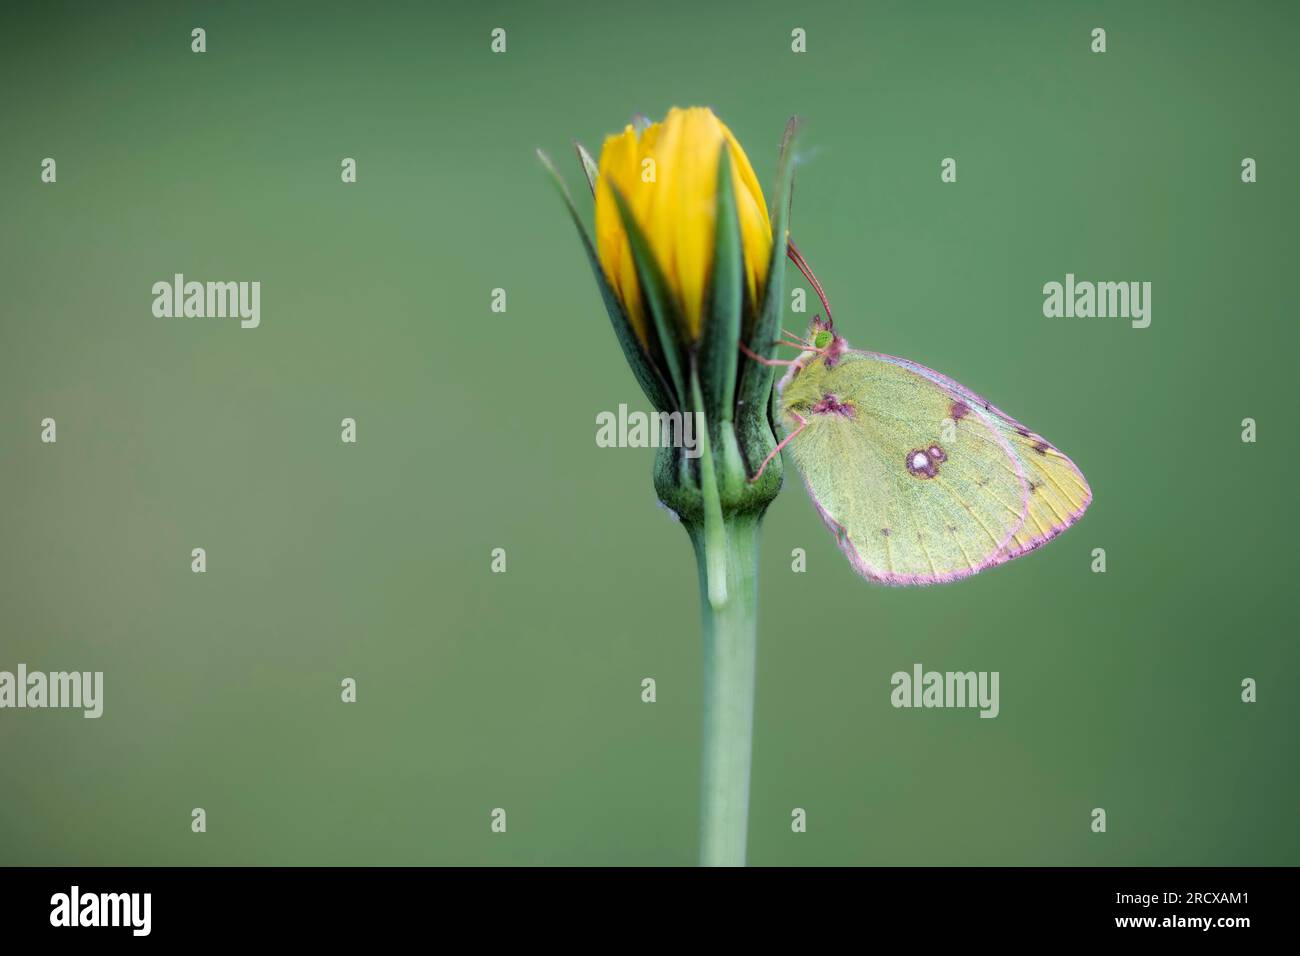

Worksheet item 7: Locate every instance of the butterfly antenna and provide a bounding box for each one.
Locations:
[787,238,833,328]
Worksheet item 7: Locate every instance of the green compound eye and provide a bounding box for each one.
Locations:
[813,330,833,349]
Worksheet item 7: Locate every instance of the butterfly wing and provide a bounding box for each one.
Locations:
[776,348,1090,585]
[866,351,1093,559]
[777,350,1030,584]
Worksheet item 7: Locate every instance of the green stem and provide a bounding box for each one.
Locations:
[692,512,761,867]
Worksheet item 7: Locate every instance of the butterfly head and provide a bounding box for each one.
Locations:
[809,315,847,365]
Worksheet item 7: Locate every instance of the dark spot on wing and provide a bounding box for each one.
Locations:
[906,448,939,479]
[1033,440,1050,455]
[880,528,891,537]
[950,401,969,421]
[811,394,855,417]
[1015,426,1031,437]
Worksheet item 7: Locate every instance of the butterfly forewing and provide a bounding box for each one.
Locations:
[863,351,1093,560]
[992,428,1092,556]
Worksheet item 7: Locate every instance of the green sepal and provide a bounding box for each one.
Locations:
[608,182,688,411]
[698,143,744,432]
[735,117,799,474]
[653,428,781,529]
[688,363,729,607]
[537,149,675,412]
[741,117,798,372]
[574,141,599,196]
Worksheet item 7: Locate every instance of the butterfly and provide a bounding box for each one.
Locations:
[747,243,1092,585]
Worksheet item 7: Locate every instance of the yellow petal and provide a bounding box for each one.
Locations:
[594,124,650,345]
[722,125,773,315]
[594,108,772,347]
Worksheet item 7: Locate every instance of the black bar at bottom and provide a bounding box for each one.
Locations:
[0,866,1276,941]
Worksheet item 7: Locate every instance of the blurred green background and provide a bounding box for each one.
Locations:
[1,0,1296,865]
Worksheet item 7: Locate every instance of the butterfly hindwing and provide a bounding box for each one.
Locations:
[777,350,1030,584]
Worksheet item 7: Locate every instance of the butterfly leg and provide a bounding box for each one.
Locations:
[748,411,808,483]
[739,341,802,366]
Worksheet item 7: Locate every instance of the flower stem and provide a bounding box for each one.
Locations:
[692,511,761,867]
